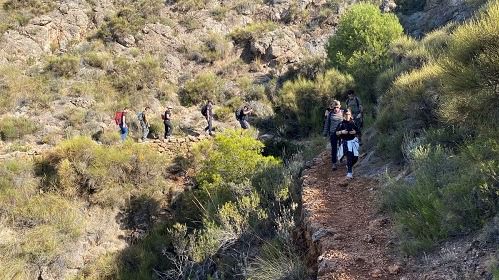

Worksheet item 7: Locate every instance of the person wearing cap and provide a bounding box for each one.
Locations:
[336,109,360,179]
[162,106,173,139]
[323,100,343,171]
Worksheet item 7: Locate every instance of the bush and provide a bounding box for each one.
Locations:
[35,136,169,207]
[98,0,164,41]
[246,240,306,280]
[375,64,443,161]
[83,51,112,70]
[439,0,499,131]
[214,106,233,121]
[110,55,161,95]
[0,116,38,140]
[0,160,84,277]
[229,21,278,42]
[179,71,224,106]
[174,0,207,12]
[326,3,403,101]
[277,69,354,136]
[46,54,80,77]
[383,139,499,254]
[199,32,232,62]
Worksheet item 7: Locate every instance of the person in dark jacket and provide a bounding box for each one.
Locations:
[238,105,253,129]
[202,100,214,136]
[323,100,343,171]
[336,109,360,179]
[162,106,173,139]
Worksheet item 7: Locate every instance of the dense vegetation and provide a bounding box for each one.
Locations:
[371,1,499,255]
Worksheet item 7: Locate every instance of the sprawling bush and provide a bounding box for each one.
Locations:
[199,32,232,63]
[179,71,224,106]
[0,160,84,278]
[46,54,80,77]
[109,55,161,96]
[439,0,499,131]
[326,3,403,101]
[36,136,169,207]
[383,139,498,254]
[378,1,499,255]
[0,116,38,140]
[229,21,277,42]
[98,0,164,41]
[277,69,354,136]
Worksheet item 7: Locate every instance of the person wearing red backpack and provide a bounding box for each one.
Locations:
[114,107,129,141]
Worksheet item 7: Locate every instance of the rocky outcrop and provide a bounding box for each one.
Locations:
[251,29,302,65]
[0,1,92,61]
[399,0,481,37]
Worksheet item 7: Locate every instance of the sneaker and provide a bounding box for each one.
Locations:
[346,172,353,179]
[332,163,337,171]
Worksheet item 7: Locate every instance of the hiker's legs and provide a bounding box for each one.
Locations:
[330,133,338,164]
[206,118,213,135]
[239,120,249,129]
[346,151,358,174]
[120,126,128,141]
[164,120,173,138]
[142,125,149,140]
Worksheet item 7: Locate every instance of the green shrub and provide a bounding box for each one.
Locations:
[174,0,207,12]
[46,54,80,77]
[278,69,354,136]
[199,32,231,62]
[246,240,306,280]
[83,51,112,69]
[383,139,499,254]
[229,21,278,42]
[0,116,38,140]
[211,5,229,21]
[1,0,56,30]
[179,71,224,106]
[326,3,403,101]
[110,55,161,95]
[375,64,443,161]
[214,106,233,121]
[98,0,164,40]
[439,0,499,131]
[36,136,169,207]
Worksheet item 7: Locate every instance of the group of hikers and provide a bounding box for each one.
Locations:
[113,101,253,141]
[323,89,363,179]
[114,89,363,179]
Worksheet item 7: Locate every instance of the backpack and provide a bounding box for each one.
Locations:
[201,105,208,117]
[114,111,123,125]
[235,109,243,121]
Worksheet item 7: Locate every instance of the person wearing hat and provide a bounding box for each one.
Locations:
[323,100,343,171]
[162,106,173,139]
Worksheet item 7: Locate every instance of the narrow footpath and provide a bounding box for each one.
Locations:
[301,151,403,280]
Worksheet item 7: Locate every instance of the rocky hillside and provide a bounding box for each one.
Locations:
[0,0,346,153]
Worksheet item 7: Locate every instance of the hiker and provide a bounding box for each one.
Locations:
[237,105,253,129]
[345,89,363,144]
[137,107,151,142]
[323,100,343,171]
[115,107,129,141]
[201,100,214,136]
[336,109,360,179]
[162,106,173,139]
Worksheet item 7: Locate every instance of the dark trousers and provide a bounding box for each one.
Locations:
[204,118,213,135]
[239,120,249,129]
[164,120,172,138]
[330,133,339,164]
[343,142,358,173]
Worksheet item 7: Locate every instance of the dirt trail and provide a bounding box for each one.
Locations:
[302,151,403,280]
